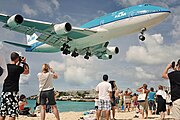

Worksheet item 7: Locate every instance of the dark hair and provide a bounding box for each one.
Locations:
[11,52,19,61]
[143,83,147,89]
[19,94,26,101]
[165,90,168,93]
[150,87,154,92]
[103,74,108,81]
[158,85,163,90]
[109,81,115,89]
[177,59,180,67]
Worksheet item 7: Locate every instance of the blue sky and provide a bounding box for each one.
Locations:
[0,0,179,97]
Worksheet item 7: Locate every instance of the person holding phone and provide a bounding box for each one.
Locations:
[162,59,180,119]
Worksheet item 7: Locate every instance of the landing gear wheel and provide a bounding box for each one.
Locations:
[63,49,70,55]
[84,55,89,60]
[139,35,145,41]
[139,27,146,41]
[84,52,91,60]
[71,51,79,57]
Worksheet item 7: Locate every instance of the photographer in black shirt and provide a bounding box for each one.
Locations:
[0,52,29,120]
[162,59,180,119]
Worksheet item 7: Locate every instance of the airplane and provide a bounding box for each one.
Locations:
[0,4,170,60]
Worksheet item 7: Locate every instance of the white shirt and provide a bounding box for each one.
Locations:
[96,81,112,100]
[156,90,166,100]
[37,72,54,91]
[94,98,98,106]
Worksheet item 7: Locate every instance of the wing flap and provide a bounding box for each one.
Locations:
[3,41,31,48]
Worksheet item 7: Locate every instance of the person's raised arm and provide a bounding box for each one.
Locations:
[162,64,171,79]
[128,88,132,95]
[136,86,143,92]
[20,57,29,75]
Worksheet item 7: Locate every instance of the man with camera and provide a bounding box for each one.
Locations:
[0,52,29,120]
[162,59,180,119]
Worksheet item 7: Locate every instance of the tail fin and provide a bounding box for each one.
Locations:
[26,33,38,45]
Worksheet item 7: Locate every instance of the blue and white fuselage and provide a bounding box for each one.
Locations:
[1,4,170,60]
[27,4,170,52]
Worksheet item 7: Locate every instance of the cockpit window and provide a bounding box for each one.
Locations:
[144,4,150,6]
[139,4,150,7]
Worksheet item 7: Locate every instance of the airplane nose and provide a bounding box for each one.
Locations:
[161,11,171,19]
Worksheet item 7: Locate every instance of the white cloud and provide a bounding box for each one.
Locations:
[20,74,30,85]
[49,60,65,72]
[48,56,95,85]
[64,66,91,85]
[170,6,180,38]
[51,0,60,9]
[135,67,156,80]
[126,34,180,65]
[35,0,60,15]
[114,0,143,6]
[22,4,37,16]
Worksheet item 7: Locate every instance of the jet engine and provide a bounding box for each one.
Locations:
[54,22,72,35]
[7,14,23,27]
[101,54,112,60]
[106,46,119,55]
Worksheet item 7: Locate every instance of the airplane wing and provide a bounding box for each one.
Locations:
[3,41,32,48]
[0,13,97,42]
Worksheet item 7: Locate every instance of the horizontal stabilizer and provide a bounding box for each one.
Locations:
[3,40,31,48]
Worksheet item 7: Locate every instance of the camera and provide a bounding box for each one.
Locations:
[19,56,25,63]
[171,61,175,69]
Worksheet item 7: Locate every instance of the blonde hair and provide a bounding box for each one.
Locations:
[42,64,50,73]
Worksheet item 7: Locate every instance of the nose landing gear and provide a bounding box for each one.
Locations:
[139,28,146,41]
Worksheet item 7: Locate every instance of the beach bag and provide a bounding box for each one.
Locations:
[137,93,146,102]
[36,93,41,104]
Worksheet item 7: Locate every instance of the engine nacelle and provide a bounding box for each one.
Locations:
[106,46,119,55]
[54,22,72,35]
[101,54,112,60]
[7,14,23,28]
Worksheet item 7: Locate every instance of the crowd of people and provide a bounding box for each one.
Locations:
[95,58,180,120]
[0,52,180,120]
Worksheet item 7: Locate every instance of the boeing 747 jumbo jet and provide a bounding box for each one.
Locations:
[0,4,170,60]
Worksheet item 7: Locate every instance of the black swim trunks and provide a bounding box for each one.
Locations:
[0,92,19,117]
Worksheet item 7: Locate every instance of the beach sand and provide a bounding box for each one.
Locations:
[15,111,174,120]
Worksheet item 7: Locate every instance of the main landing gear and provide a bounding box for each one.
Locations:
[84,52,91,60]
[71,49,79,57]
[61,43,71,55]
[139,28,146,41]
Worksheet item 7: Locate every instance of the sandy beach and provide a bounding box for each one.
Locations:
[15,111,174,120]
